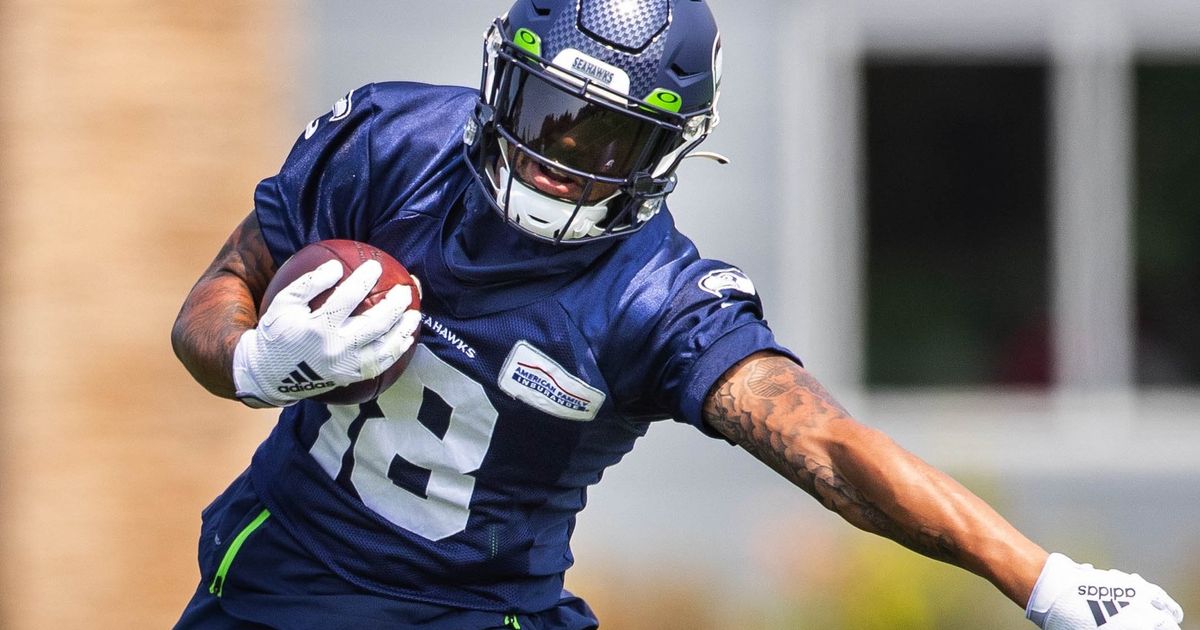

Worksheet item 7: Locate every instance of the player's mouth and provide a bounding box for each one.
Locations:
[513,154,617,204]
[528,160,578,197]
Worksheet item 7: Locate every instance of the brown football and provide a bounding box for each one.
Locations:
[259,239,421,404]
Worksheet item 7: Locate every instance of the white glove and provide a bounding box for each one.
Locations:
[232,259,421,408]
[1027,553,1184,630]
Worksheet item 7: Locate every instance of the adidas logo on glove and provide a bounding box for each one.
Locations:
[277,361,336,394]
[1078,585,1136,599]
[1079,585,1134,626]
[1025,553,1183,630]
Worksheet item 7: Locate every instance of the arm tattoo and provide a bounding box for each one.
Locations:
[171,212,276,398]
[703,355,959,564]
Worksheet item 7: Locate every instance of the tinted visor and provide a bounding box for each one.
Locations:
[498,64,676,181]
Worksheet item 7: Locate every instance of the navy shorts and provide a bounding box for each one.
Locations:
[174,472,599,630]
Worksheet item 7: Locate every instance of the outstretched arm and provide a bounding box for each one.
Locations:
[171,211,276,399]
[702,351,1046,606]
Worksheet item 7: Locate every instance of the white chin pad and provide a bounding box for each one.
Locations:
[494,165,609,241]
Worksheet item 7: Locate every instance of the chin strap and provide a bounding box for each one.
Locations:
[494,164,609,241]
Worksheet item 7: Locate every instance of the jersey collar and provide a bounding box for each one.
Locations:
[426,184,617,317]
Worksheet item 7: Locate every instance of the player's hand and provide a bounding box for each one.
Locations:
[1027,553,1184,629]
[231,259,421,407]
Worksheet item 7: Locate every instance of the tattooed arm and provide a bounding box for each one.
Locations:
[171,211,277,399]
[702,351,1048,608]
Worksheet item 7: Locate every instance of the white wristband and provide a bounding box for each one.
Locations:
[1026,553,1081,626]
[232,329,291,408]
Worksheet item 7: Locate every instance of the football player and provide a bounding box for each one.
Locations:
[171,1,1185,628]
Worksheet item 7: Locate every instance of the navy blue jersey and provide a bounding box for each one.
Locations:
[247,82,797,613]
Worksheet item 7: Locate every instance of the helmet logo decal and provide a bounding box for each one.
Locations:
[571,57,615,85]
[699,268,757,298]
[513,27,542,57]
[550,49,630,94]
[645,88,682,113]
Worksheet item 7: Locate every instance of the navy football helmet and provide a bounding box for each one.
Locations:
[464,0,723,243]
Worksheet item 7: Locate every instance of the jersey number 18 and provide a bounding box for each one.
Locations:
[309,344,499,541]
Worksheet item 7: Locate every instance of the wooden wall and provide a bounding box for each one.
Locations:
[0,2,292,627]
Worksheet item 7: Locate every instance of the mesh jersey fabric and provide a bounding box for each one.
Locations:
[244,81,799,612]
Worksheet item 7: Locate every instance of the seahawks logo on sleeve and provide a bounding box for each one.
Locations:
[698,267,756,298]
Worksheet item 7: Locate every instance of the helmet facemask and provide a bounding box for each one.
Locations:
[464,19,719,244]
